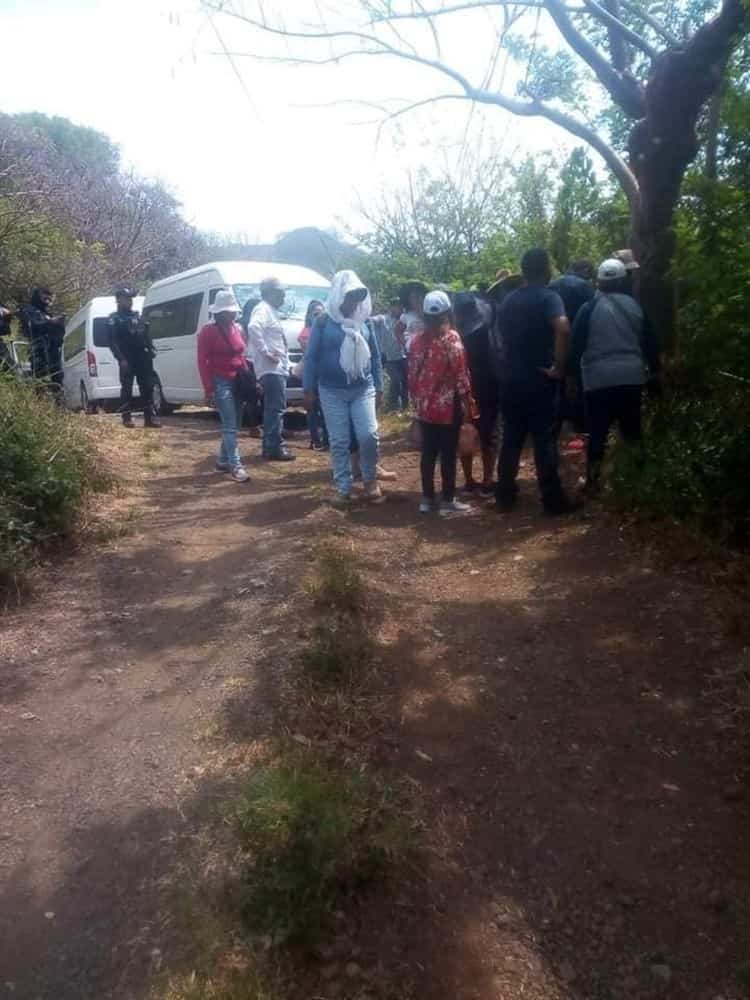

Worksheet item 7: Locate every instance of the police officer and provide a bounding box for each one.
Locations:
[0,304,13,372]
[108,287,160,428]
[21,288,66,396]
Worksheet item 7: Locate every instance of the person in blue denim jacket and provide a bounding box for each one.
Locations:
[303,270,384,507]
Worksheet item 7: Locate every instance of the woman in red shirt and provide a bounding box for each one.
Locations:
[408,290,476,516]
[197,289,251,483]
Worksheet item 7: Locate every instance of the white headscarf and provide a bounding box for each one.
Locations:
[327,269,373,384]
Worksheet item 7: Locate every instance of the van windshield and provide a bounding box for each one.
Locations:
[232,284,329,321]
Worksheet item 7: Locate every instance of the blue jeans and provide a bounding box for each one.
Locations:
[261,373,286,457]
[214,375,242,467]
[319,384,379,496]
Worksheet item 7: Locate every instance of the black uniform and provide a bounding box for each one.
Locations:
[0,306,12,372]
[21,290,65,392]
[108,307,157,424]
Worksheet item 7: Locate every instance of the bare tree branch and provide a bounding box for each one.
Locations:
[617,0,679,45]
[204,1,640,205]
[582,0,657,60]
[544,0,646,116]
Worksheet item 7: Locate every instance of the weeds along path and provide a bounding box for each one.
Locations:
[1,410,749,1000]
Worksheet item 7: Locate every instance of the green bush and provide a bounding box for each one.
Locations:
[306,541,365,614]
[610,386,750,543]
[230,760,411,949]
[0,375,108,594]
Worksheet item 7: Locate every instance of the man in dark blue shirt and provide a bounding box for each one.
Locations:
[496,248,578,515]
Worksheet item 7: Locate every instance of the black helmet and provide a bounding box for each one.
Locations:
[114,286,136,299]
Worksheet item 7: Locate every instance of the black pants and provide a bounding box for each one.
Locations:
[420,420,460,501]
[31,334,63,393]
[497,382,565,509]
[385,359,409,411]
[120,356,154,420]
[586,384,642,482]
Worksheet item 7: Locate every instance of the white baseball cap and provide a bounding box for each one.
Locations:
[597,258,627,281]
[210,289,241,314]
[423,290,452,316]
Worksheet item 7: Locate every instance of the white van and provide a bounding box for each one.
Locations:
[62,295,144,412]
[141,261,330,414]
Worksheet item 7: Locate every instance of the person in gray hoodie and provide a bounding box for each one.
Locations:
[568,257,661,488]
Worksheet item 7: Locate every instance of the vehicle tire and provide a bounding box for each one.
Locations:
[80,382,96,414]
[152,376,175,416]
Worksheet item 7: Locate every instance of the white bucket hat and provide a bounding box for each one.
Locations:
[211,289,240,315]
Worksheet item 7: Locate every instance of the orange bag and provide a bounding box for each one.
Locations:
[459,422,480,457]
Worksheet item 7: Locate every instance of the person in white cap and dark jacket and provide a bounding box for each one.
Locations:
[197,289,251,483]
[408,290,477,515]
[248,277,295,462]
[568,257,661,488]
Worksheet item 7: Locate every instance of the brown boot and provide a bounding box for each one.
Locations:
[363,481,385,504]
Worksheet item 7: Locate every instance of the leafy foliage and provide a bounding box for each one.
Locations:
[0,375,109,596]
[0,112,206,312]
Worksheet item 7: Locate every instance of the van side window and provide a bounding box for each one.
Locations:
[144,292,205,339]
[64,322,86,362]
[92,318,112,348]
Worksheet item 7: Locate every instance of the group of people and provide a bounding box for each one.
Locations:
[196,245,659,515]
[4,246,658,515]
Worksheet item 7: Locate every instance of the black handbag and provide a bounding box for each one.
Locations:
[233,363,257,404]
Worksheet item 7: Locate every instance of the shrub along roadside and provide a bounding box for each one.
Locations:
[0,375,110,598]
[228,758,412,950]
[609,382,750,545]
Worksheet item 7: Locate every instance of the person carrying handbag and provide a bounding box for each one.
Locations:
[568,257,661,490]
[197,288,252,483]
[408,290,478,516]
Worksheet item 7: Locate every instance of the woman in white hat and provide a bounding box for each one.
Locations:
[197,288,251,483]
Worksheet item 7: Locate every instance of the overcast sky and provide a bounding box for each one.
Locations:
[1,0,576,242]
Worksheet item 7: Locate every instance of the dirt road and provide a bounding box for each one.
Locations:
[1,412,748,1000]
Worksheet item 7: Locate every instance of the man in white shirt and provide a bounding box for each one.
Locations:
[248,277,295,462]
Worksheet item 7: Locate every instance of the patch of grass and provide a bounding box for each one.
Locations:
[379,410,412,438]
[0,375,110,598]
[155,969,280,1000]
[229,758,412,949]
[306,541,365,614]
[299,617,370,685]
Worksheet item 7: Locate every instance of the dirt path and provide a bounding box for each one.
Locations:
[1,412,749,1000]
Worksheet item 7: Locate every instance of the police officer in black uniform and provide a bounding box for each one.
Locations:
[21,287,66,396]
[108,287,160,428]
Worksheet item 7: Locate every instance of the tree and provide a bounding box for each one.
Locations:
[0,113,206,310]
[204,0,749,346]
[352,154,516,284]
[550,147,600,268]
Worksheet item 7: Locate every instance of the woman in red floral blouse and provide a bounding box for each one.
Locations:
[408,290,477,515]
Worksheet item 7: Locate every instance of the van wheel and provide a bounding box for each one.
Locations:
[80,383,96,414]
[152,376,174,416]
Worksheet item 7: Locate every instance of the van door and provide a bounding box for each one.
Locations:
[62,320,87,409]
[145,290,205,404]
[90,316,120,394]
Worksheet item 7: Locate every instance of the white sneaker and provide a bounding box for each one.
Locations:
[231,465,250,483]
[419,498,435,514]
[439,499,471,517]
